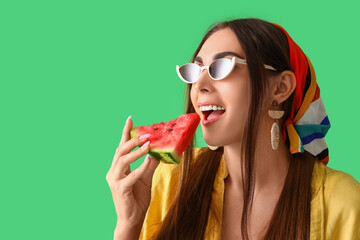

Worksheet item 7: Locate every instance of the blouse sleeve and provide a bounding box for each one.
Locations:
[323,167,360,240]
[138,156,181,239]
[139,148,202,240]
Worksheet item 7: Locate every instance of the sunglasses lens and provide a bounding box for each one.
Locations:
[179,64,200,83]
[209,58,233,79]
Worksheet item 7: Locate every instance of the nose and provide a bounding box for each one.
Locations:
[193,67,212,93]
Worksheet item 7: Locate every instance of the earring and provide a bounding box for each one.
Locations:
[268,100,284,150]
[208,145,219,151]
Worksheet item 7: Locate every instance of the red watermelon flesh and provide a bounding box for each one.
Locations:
[130,113,200,164]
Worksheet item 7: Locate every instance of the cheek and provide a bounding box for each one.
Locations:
[226,87,249,125]
[224,79,250,111]
[190,86,198,112]
[220,81,250,141]
[190,87,195,105]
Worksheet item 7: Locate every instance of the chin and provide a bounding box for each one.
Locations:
[203,136,222,148]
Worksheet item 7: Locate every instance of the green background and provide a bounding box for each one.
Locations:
[1,0,359,239]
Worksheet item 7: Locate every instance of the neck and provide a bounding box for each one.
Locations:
[223,123,291,195]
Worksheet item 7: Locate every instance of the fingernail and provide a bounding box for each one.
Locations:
[139,133,150,140]
[141,140,150,150]
[126,115,132,123]
[144,154,150,163]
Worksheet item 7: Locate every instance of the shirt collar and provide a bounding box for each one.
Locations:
[311,159,326,200]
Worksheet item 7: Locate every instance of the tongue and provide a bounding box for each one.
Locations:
[207,110,225,121]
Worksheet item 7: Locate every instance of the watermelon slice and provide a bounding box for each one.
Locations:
[130,113,200,164]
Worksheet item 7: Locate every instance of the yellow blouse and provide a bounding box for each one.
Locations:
[139,148,360,239]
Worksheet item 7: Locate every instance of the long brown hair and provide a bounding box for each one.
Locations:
[154,18,315,240]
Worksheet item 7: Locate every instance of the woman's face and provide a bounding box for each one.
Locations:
[190,27,251,147]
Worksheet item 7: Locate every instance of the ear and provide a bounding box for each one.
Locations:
[272,70,296,104]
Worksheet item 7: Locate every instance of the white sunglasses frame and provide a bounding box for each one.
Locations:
[176,56,277,84]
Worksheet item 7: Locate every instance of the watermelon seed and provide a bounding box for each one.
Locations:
[167,129,173,132]
[153,127,158,130]
[172,123,176,127]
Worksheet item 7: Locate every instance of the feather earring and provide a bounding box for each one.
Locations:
[268,100,284,150]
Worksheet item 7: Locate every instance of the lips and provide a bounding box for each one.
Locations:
[197,101,225,108]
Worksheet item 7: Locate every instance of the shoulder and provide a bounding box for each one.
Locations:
[322,164,360,208]
[152,147,205,185]
[312,160,360,205]
[315,162,360,239]
[150,147,206,195]
[149,147,207,212]
[150,147,207,201]
[139,148,206,239]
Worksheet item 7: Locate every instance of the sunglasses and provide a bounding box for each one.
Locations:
[176,56,277,84]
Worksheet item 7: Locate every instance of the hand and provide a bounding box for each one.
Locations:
[106,116,160,229]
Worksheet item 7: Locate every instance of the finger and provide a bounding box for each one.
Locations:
[124,165,131,175]
[119,115,133,146]
[113,141,150,179]
[109,146,123,171]
[109,132,150,171]
[148,155,160,172]
[108,115,132,171]
[138,156,160,189]
[118,134,151,156]
[122,154,151,190]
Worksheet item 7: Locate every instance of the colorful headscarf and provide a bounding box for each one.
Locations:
[271,23,331,165]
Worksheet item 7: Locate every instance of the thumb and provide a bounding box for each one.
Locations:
[148,156,160,172]
[137,156,160,190]
[123,154,151,189]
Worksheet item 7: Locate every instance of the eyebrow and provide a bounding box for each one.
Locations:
[194,51,244,63]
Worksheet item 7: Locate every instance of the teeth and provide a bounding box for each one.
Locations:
[199,105,225,111]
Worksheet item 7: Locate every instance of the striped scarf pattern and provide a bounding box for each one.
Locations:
[271,23,331,165]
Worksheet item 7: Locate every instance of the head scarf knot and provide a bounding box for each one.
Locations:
[271,23,331,165]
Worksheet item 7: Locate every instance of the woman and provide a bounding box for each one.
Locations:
[106,18,360,240]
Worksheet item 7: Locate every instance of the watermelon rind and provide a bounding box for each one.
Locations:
[148,151,179,164]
